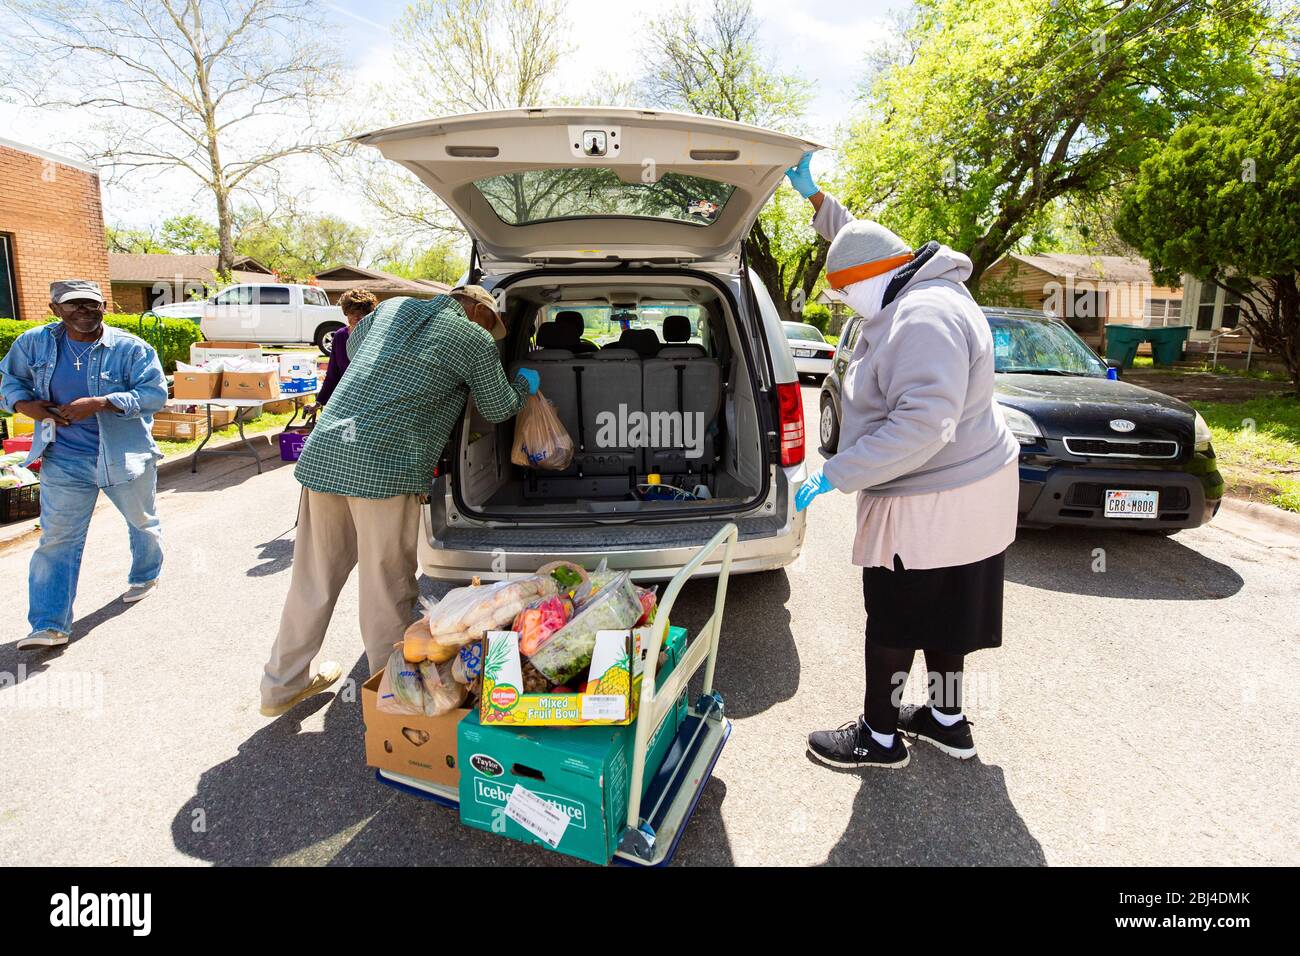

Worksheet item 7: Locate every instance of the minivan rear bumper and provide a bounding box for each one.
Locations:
[419,503,807,582]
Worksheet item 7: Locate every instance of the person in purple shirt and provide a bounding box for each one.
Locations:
[315,289,378,410]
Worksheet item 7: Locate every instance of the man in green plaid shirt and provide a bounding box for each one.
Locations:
[260,286,540,716]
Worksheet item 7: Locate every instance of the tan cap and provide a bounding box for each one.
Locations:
[451,285,506,341]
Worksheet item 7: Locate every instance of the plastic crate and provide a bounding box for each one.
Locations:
[0,484,40,523]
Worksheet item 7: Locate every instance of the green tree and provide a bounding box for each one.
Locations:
[105,225,167,255]
[374,240,469,285]
[639,0,821,321]
[842,0,1271,294]
[158,214,220,256]
[1117,75,1300,393]
[5,0,345,274]
[234,203,369,280]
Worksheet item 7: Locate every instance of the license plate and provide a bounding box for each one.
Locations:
[1104,489,1159,518]
[794,348,815,357]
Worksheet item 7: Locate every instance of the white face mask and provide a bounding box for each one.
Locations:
[840,268,899,321]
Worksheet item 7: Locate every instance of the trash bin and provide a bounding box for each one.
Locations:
[1145,326,1191,366]
[1104,325,1145,367]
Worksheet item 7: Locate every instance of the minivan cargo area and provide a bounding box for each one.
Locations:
[453,273,771,522]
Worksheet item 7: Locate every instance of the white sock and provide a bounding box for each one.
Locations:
[931,707,963,727]
[863,721,895,748]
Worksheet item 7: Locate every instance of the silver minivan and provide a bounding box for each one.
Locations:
[355,108,819,581]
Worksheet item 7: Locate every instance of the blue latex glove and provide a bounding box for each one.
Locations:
[515,367,540,394]
[795,468,833,512]
[785,151,819,199]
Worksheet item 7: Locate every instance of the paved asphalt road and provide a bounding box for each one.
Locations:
[1,384,1297,867]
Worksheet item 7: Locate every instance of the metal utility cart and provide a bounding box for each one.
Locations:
[375,522,738,867]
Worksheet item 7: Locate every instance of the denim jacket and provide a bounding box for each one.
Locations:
[0,322,167,486]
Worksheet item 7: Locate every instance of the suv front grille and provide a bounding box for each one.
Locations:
[1063,437,1179,459]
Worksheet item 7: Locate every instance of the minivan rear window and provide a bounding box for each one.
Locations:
[474,168,735,227]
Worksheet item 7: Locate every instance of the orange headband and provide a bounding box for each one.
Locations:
[826,252,914,291]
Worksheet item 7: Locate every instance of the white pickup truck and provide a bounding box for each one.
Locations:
[153,282,348,354]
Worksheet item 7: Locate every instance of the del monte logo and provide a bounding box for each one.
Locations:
[489,684,519,710]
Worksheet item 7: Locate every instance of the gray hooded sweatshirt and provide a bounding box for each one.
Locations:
[816,203,1019,496]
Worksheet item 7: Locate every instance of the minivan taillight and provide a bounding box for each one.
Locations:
[776,382,805,467]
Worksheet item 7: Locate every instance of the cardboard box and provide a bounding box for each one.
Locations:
[190,341,263,366]
[152,411,209,441]
[279,376,318,394]
[8,414,35,437]
[361,671,470,789]
[278,354,317,379]
[458,714,630,865]
[457,626,688,865]
[482,628,638,727]
[220,370,281,400]
[172,369,223,400]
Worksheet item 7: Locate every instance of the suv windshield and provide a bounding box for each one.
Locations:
[988,314,1107,376]
[474,168,736,226]
[783,322,825,343]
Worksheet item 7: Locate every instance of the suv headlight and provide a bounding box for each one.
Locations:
[1194,411,1213,452]
[998,404,1041,445]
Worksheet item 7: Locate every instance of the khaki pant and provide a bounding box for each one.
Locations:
[260,489,421,709]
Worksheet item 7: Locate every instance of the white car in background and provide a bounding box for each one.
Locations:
[153,282,348,355]
[783,321,835,382]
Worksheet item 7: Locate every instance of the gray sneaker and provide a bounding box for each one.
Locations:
[18,630,70,650]
[121,580,158,603]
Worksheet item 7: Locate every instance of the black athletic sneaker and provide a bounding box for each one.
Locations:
[807,717,909,770]
[898,705,977,759]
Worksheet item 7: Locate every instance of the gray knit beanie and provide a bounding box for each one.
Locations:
[825,220,912,289]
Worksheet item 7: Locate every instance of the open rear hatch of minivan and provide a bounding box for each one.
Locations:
[354,108,819,524]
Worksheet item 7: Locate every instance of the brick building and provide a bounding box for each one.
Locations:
[0,137,110,321]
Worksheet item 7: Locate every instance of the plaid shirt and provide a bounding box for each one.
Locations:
[294,295,527,498]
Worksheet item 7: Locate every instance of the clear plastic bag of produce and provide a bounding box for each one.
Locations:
[511,391,575,471]
[512,593,574,656]
[527,571,642,684]
[428,575,558,646]
[378,647,425,715]
[418,658,467,716]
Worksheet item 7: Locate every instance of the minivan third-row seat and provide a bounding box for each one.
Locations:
[509,319,721,483]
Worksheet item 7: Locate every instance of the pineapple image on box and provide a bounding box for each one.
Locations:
[590,648,631,697]
[482,631,523,721]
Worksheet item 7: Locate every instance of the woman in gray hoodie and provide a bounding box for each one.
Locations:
[787,153,1020,770]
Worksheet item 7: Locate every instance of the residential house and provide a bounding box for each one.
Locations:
[108,253,273,313]
[980,253,1183,348]
[312,264,450,304]
[0,137,111,322]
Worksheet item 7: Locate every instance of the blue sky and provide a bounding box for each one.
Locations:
[2,0,906,237]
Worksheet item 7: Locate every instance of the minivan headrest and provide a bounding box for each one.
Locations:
[555,310,585,337]
[616,327,660,357]
[663,314,692,342]
[535,322,567,349]
[528,347,574,360]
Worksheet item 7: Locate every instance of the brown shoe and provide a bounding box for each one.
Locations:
[259,661,343,717]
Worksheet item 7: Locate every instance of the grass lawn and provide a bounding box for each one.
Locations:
[1192,395,1300,513]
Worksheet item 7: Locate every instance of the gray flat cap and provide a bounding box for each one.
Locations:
[51,279,105,304]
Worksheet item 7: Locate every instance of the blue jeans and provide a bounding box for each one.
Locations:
[28,452,163,636]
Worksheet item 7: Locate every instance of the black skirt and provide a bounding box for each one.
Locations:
[862,549,1006,653]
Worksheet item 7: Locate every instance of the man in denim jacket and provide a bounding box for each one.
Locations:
[0,280,167,649]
